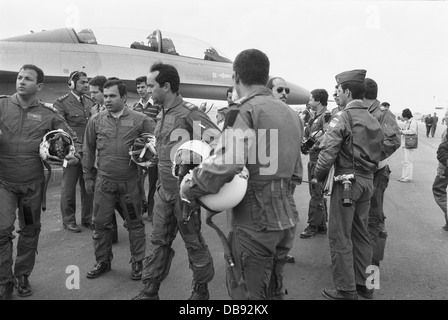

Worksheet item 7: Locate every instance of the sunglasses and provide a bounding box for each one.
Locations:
[276,87,290,94]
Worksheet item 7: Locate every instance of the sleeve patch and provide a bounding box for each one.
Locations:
[329,117,339,128]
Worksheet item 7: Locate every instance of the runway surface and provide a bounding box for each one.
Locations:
[10,121,448,300]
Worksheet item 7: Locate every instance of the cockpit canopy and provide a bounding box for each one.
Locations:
[77,29,97,44]
[1,27,232,63]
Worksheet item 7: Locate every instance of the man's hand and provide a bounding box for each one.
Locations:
[291,174,302,185]
[437,162,446,179]
[85,179,95,195]
[65,154,80,167]
[179,171,193,202]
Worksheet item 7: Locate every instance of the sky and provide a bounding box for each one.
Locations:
[1,0,447,116]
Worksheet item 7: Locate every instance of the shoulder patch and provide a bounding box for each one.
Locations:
[56,94,69,102]
[42,103,61,114]
[329,117,340,128]
[182,101,198,111]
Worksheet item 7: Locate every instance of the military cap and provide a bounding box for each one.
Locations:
[335,69,367,85]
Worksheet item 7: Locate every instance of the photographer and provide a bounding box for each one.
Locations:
[300,89,331,239]
[314,70,383,300]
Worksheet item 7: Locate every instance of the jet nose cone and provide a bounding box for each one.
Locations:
[286,81,310,105]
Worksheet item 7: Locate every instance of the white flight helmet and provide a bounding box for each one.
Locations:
[198,166,249,213]
[39,129,75,165]
[172,140,212,178]
[129,133,157,167]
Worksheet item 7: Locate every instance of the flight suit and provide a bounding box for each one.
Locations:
[54,92,94,227]
[304,108,331,230]
[314,100,383,292]
[141,94,219,289]
[182,87,303,299]
[365,99,401,264]
[82,107,155,264]
[0,94,77,288]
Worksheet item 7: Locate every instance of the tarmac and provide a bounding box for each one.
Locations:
[9,120,448,301]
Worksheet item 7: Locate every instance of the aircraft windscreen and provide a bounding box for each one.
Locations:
[83,27,231,62]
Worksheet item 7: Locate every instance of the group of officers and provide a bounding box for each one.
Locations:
[0,47,401,301]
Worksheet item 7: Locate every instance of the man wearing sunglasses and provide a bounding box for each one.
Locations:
[267,77,290,103]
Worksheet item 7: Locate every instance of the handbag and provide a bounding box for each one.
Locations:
[404,133,418,149]
[404,118,418,149]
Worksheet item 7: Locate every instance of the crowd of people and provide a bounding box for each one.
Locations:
[0,48,445,301]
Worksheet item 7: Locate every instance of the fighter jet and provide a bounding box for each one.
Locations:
[0,27,310,104]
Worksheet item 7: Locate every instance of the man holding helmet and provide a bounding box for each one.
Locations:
[133,62,219,301]
[82,79,155,281]
[181,49,303,300]
[0,64,79,300]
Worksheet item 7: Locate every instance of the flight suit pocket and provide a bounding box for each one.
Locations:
[246,183,268,230]
[96,128,114,150]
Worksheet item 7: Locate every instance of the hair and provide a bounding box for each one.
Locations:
[311,89,329,106]
[402,108,413,119]
[233,49,270,86]
[340,81,366,100]
[69,70,87,84]
[364,78,378,99]
[380,102,390,108]
[149,63,180,93]
[20,64,45,84]
[103,79,127,98]
[135,76,147,86]
[266,77,285,90]
[89,75,107,93]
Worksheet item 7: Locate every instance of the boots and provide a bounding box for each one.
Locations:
[132,282,160,300]
[188,282,210,300]
[14,275,32,297]
[130,260,143,280]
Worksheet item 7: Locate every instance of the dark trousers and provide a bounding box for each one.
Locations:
[92,177,145,264]
[431,124,438,137]
[60,162,93,225]
[368,166,390,264]
[307,160,328,227]
[0,181,42,285]
[426,125,432,137]
[227,226,295,300]
[141,185,214,286]
[432,174,448,225]
[328,175,373,292]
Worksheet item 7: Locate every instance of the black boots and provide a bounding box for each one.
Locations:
[188,282,210,300]
[132,282,160,300]
[14,275,32,297]
[130,261,143,280]
[86,261,111,279]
